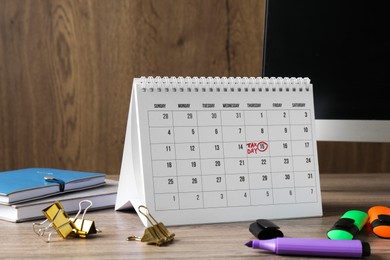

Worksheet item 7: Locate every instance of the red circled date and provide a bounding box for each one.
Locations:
[246,141,268,154]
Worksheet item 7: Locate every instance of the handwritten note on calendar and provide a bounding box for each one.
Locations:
[116,76,323,226]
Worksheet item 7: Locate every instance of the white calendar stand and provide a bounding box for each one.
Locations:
[115,76,323,226]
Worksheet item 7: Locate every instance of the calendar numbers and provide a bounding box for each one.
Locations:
[148,108,318,210]
[173,111,198,126]
[295,187,318,202]
[202,175,226,191]
[249,173,272,190]
[199,143,224,158]
[223,142,247,157]
[175,143,199,157]
[148,111,173,126]
[116,77,323,227]
[178,176,202,192]
[150,127,174,143]
[179,193,204,209]
[204,191,228,208]
[267,110,290,125]
[155,193,179,210]
[226,174,249,190]
[200,159,225,175]
[245,111,268,125]
[198,127,222,142]
[273,188,296,204]
[250,189,273,205]
[152,160,177,176]
[292,140,313,155]
[198,111,221,125]
[176,160,201,175]
[246,126,268,144]
[222,126,246,141]
[153,177,178,193]
[151,144,175,160]
[221,111,245,125]
[173,127,198,142]
[224,158,248,173]
[227,190,251,206]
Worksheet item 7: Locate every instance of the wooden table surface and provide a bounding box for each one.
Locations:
[1,173,390,259]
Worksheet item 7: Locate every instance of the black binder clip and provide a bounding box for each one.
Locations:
[70,200,101,238]
[127,205,175,246]
[249,219,284,239]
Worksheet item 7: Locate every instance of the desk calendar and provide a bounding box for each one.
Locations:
[115,76,323,226]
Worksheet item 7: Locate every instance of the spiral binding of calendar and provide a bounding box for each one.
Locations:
[137,76,311,93]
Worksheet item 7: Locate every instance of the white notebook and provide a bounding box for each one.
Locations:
[116,76,323,226]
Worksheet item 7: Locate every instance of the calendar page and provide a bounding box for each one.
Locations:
[116,76,323,226]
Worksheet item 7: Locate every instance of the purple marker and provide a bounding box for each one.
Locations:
[245,238,370,258]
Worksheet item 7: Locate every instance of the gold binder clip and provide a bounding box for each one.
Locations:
[70,200,101,238]
[33,201,77,242]
[127,205,175,246]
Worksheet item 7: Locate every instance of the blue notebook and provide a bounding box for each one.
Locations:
[0,168,106,204]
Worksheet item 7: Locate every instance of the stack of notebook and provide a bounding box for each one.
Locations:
[0,168,118,222]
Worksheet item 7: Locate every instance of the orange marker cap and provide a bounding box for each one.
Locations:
[368,206,390,238]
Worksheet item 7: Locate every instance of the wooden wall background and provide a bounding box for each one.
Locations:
[0,0,389,175]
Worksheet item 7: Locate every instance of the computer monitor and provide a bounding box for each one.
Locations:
[262,0,390,142]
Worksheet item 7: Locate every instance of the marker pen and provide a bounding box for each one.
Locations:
[328,210,368,240]
[368,205,390,238]
[245,238,370,258]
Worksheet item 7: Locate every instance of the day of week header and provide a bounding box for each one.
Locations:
[202,103,215,108]
[178,104,190,108]
[247,103,261,108]
[154,104,166,108]
[223,103,240,108]
[273,103,282,107]
[292,103,306,107]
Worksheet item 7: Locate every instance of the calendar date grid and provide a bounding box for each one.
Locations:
[147,109,318,211]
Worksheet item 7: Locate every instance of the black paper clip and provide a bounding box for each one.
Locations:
[127,205,175,246]
[70,200,101,238]
[249,219,284,239]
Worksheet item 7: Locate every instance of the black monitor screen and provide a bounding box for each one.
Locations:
[262,0,389,120]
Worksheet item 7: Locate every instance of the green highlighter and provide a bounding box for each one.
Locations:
[327,210,368,240]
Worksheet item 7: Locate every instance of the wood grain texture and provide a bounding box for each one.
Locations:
[1,174,390,259]
[317,142,390,173]
[0,0,389,174]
